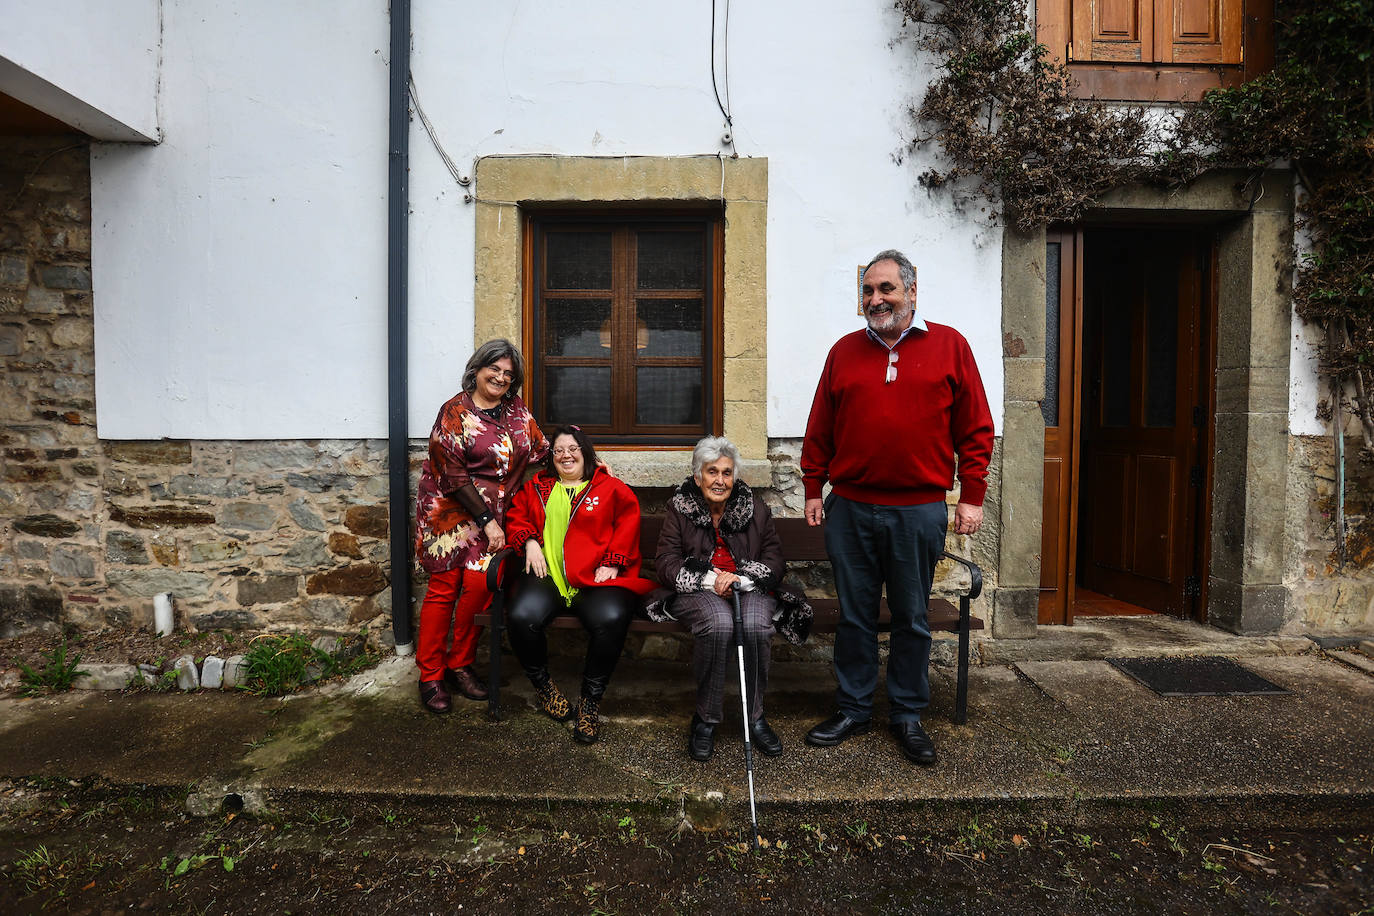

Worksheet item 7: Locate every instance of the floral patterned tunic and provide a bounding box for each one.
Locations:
[414,391,548,574]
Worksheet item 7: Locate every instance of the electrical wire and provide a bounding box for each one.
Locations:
[408,73,473,201]
[710,0,739,157]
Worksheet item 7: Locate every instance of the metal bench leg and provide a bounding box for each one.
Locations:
[488,590,504,721]
[955,594,969,725]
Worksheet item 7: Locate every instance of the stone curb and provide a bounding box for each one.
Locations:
[7,635,369,694]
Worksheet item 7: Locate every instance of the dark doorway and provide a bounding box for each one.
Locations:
[1076,228,1214,618]
[1039,227,1216,624]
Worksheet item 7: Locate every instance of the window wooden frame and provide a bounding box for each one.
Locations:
[1038,0,1273,101]
[523,208,726,446]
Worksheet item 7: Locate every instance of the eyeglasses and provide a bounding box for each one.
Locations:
[553,446,582,458]
[884,349,898,384]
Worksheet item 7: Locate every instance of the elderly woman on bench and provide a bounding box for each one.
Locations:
[504,425,654,744]
[646,436,812,761]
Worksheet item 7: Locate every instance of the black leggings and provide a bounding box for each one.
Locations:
[506,572,635,701]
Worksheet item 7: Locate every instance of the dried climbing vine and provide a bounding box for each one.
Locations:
[899,0,1374,462]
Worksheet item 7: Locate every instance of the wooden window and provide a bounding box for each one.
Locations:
[527,212,724,445]
[1039,0,1270,100]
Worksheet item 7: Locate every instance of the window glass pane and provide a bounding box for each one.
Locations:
[544,298,611,357]
[637,231,704,289]
[637,298,703,357]
[636,368,702,425]
[545,231,612,289]
[1101,298,1132,428]
[1145,266,1178,427]
[546,367,611,426]
[1043,242,1061,427]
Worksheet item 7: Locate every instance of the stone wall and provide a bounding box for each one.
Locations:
[1286,434,1374,633]
[0,137,401,637]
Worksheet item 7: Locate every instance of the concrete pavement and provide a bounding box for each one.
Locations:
[1,617,1371,835]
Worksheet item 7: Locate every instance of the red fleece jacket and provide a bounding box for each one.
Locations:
[505,467,655,596]
[801,322,994,507]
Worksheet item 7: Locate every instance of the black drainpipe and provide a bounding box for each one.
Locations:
[387,0,413,652]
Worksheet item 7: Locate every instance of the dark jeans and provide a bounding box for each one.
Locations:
[506,572,634,701]
[824,494,947,725]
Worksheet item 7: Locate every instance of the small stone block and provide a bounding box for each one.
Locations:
[72,663,140,691]
[173,654,200,690]
[310,635,345,658]
[201,656,225,689]
[137,663,160,685]
[222,655,247,689]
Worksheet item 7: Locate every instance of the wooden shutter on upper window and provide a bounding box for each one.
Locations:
[1157,0,1241,64]
[1072,0,1152,62]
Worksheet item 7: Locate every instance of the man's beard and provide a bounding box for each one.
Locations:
[866,302,910,334]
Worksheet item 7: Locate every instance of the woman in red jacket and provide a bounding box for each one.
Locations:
[504,425,653,743]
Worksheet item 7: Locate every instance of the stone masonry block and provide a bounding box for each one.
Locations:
[289,497,326,531]
[0,325,22,356]
[23,288,63,314]
[109,505,215,529]
[307,564,388,597]
[219,503,278,531]
[105,530,149,565]
[237,575,300,606]
[344,505,389,539]
[38,265,91,290]
[14,514,79,537]
[107,568,212,598]
[0,254,26,287]
[0,584,63,638]
[992,586,1038,638]
[104,440,192,464]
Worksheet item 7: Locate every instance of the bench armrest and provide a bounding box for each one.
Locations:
[940,551,983,601]
[485,547,518,593]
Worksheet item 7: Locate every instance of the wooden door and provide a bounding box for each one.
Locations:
[1039,231,1083,625]
[1076,229,1208,617]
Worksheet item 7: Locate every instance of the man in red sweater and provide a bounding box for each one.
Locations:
[801,249,993,766]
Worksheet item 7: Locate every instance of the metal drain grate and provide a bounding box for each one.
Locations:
[1107,655,1290,697]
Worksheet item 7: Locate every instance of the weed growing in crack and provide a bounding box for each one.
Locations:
[19,640,88,696]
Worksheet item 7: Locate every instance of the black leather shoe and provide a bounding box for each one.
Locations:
[749,718,783,757]
[688,715,716,761]
[805,712,871,747]
[890,721,937,766]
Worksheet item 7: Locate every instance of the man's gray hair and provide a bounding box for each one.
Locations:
[691,435,740,479]
[461,338,525,398]
[864,249,917,293]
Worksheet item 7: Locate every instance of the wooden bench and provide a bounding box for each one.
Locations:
[477,516,983,724]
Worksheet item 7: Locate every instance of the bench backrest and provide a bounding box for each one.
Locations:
[637,514,829,564]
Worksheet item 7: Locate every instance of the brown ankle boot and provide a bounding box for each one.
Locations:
[534,680,573,722]
[573,696,601,744]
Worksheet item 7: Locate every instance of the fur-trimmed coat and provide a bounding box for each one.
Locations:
[645,478,812,644]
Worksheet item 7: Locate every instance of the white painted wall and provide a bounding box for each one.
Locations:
[1288,176,1324,435]
[93,0,390,438]
[408,1,1004,438]
[0,0,160,142]
[94,0,1005,438]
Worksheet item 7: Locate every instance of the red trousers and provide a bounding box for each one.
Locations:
[416,567,490,681]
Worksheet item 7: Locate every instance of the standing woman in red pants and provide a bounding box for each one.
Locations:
[413,339,548,713]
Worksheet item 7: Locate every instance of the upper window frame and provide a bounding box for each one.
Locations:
[1037,0,1274,102]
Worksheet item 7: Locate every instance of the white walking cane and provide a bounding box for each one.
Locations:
[730,583,760,851]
